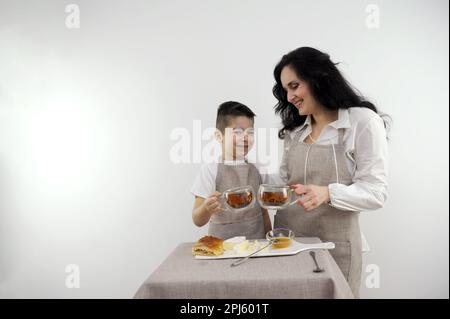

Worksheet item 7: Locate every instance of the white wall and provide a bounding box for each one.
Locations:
[0,0,448,298]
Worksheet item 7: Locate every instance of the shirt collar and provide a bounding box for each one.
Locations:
[219,156,247,165]
[292,116,311,134]
[223,159,247,165]
[294,108,351,132]
[330,108,351,129]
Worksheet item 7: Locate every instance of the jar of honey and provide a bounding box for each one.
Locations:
[266,228,295,249]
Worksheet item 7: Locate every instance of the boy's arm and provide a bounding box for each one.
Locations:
[192,196,211,227]
[192,192,221,227]
[261,208,272,233]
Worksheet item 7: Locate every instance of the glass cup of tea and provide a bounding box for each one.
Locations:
[220,185,255,212]
[257,184,299,210]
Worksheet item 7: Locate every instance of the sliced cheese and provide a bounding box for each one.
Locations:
[223,236,246,251]
[234,240,250,253]
[233,239,265,254]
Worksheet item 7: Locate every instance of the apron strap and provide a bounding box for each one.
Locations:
[303,128,344,185]
[338,127,345,145]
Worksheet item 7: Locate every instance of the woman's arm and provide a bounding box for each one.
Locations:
[328,115,388,211]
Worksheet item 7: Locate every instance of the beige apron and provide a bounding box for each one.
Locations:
[274,129,362,297]
[208,162,266,240]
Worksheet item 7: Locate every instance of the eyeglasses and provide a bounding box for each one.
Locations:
[229,127,255,137]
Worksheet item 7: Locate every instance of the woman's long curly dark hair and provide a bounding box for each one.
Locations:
[273,47,389,139]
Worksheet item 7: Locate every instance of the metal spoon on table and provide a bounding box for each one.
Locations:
[309,251,324,273]
[230,239,278,267]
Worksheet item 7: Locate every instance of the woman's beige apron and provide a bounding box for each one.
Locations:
[274,129,362,297]
[208,162,266,240]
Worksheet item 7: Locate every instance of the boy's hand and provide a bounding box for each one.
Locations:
[204,191,223,215]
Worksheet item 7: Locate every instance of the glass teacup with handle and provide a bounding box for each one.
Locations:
[219,185,256,213]
[257,184,300,210]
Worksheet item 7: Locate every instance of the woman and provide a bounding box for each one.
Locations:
[272,47,389,297]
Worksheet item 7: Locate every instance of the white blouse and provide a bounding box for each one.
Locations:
[277,107,389,212]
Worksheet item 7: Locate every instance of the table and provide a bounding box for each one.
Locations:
[134,237,354,299]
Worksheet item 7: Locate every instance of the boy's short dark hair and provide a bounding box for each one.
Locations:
[216,101,256,132]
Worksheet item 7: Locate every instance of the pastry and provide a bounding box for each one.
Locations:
[192,235,224,256]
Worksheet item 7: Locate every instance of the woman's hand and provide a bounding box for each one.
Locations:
[203,191,223,215]
[290,184,330,212]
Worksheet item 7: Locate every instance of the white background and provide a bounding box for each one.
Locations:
[0,0,448,298]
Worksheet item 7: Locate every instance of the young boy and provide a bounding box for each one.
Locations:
[190,101,272,240]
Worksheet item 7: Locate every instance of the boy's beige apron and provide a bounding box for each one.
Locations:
[208,163,266,240]
[274,129,362,297]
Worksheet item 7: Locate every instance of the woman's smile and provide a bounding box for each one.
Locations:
[293,98,304,109]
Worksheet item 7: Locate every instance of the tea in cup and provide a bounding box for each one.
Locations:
[221,185,255,212]
[257,184,298,210]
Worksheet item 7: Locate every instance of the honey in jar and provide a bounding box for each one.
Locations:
[271,237,291,249]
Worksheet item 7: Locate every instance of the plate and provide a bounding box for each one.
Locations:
[194,239,335,260]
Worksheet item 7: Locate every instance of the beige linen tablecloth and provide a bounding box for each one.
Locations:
[134,237,354,299]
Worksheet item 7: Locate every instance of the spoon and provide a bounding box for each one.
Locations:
[309,251,324,273]
[230,239,278,267]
